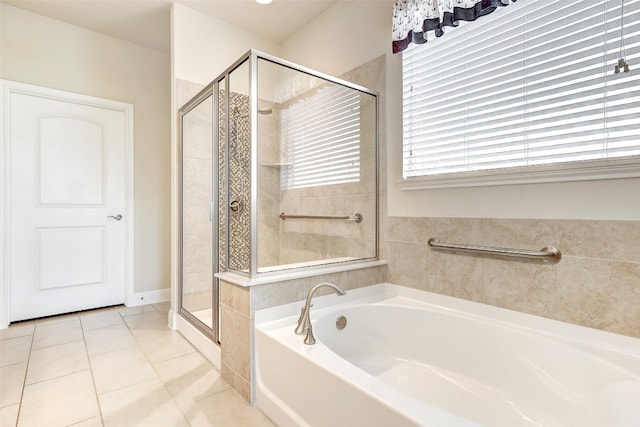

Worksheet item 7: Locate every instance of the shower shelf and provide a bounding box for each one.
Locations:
[260,163,292,168]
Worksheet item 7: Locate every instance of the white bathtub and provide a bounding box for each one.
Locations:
[255,283,640,427]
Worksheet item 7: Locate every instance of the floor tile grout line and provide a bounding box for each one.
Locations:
[119,303,193,425]
[80,311,107,427]
[14,318,37,427]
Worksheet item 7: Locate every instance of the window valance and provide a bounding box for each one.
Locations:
[392,0,517,53]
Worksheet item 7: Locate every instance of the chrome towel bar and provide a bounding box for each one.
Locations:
[279,212,363,223]
[428,238,561,264]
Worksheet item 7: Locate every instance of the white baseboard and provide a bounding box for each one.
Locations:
[127,288,170,307]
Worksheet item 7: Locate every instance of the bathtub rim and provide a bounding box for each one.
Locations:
[256,283,640,356]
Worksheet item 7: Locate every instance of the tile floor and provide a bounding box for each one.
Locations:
[0,303,275,427]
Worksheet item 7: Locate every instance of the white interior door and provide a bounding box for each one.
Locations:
[7,85,130,321]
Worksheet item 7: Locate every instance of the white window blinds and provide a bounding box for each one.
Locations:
[281,84,361,190]
[402,0,640,181]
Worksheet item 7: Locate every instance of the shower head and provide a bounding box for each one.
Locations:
[258,108,273,115]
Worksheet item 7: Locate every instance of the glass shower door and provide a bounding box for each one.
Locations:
[179,90,218,338]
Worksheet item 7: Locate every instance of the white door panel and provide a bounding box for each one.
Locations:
[8,89,127,321]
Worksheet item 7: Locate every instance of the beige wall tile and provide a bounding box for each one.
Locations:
[430,217,483,245]
[483,259,558,318]
[251,281,306,311]
[429,252,484,303]
[220,281,250,315]
[385,241,429,290]
[388,217,429,243]
[559,220,640,262]
[558,257,640,337]
[481,218,557,249]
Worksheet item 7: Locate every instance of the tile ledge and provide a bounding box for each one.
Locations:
[216,260,387,288]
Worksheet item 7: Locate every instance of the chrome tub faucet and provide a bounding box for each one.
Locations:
[295,282,346,345]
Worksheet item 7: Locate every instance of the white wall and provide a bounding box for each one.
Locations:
[172,4,280,84]
[281,0,640,221]
[1,4,172,294]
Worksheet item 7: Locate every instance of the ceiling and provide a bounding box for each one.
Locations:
[1,0,339,53]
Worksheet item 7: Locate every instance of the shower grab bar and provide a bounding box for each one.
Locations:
[428,238,561,264]
[279,212,363,224]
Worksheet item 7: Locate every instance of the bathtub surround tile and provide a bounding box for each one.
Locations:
[251,281,306,311]
[220,306,251,382]
[558,257,640,337]
[25,340,89,385]
[18,370,99,427]
[387,216,430,243]
[430,217,483,245]
[429,252,484,303]
[386,216,640,339]
[220,280,250,314]
[483,259,558,318]
[386,240,429,290]
[338,264,387,291]
[220,279,253,403]
[559,220,640,262]
[480,218,557,249]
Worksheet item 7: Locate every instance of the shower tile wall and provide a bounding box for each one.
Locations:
[257,99,281,268]
[386,217,640,338]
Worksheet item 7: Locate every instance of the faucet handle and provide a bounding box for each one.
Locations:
[304,324,316,345]
[295,304,313,335]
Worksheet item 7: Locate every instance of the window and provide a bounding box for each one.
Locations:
[402,0,640,188]
[281,84,361,190]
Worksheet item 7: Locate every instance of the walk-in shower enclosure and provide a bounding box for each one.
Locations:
[178,50,378,340]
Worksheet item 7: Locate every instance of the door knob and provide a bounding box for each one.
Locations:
[107,214,123,221]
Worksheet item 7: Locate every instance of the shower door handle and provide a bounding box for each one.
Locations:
[107,214,123,221]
